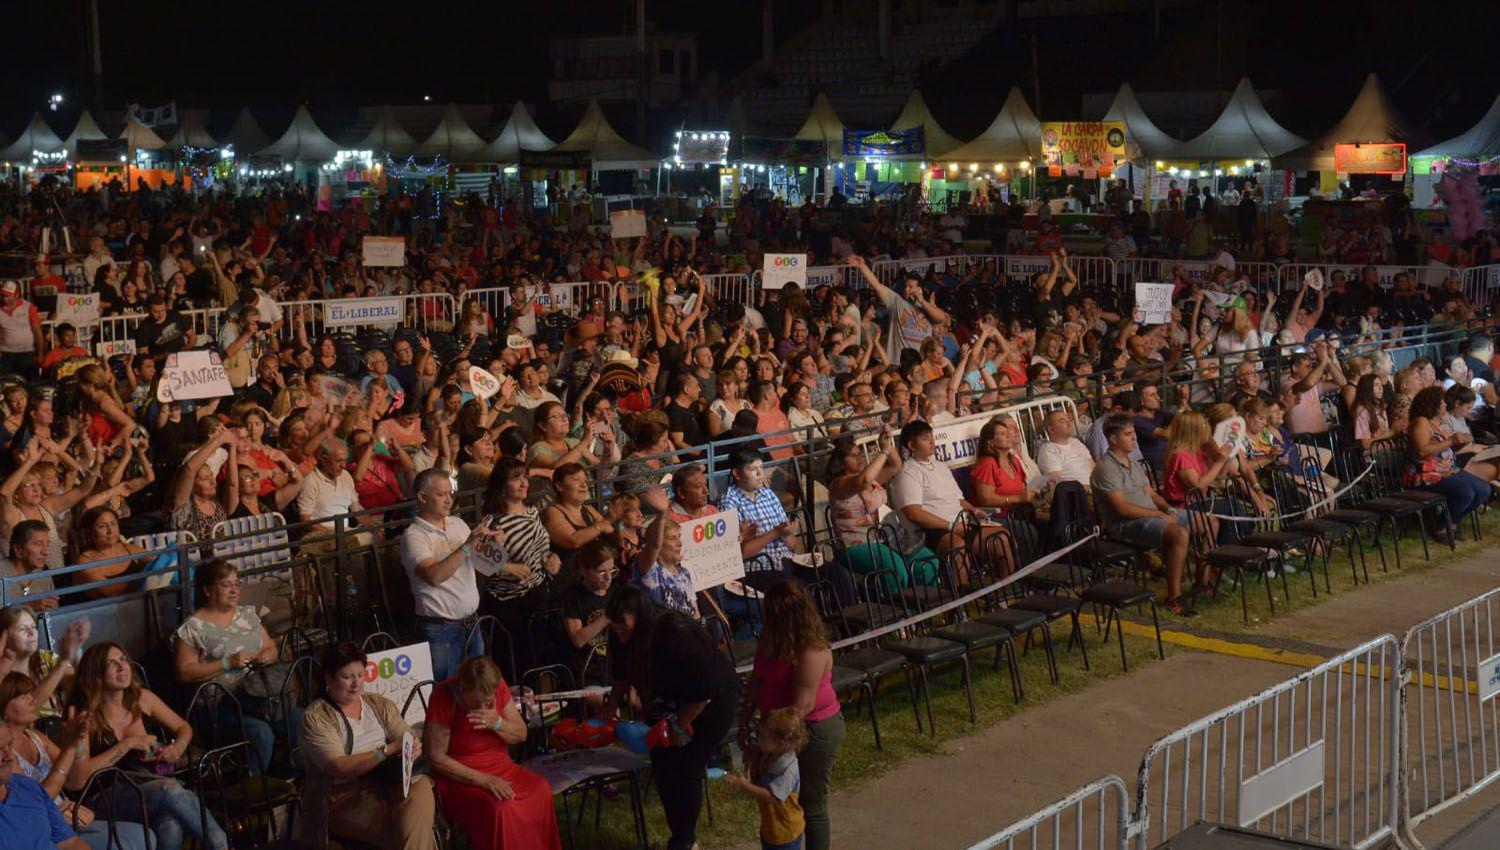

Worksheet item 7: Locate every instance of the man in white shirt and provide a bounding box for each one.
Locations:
[296,438,376,554]
[81,237,115,286]
[401,468,502,679]
[1036,409,1095,488]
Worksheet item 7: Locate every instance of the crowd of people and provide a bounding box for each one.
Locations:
[0,174,1496,850]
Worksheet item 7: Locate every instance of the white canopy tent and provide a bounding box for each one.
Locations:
[1102,83,1181,161]
[793,93,845,154]
[257,106,341,163]
[553,100,656,170]
[0,114,63,162]
[1273,74,1426,172]
[889,89,961,158]
[416,103,488,161]
[226,108,271,154]
[481,103,555,163]
[1167,78,1304,161]
[1416,93,1500,160]
[165,110,218,148]
[119,118,168,153]
[937,86,1041,164]
[358,105,418,158]
[63,111,110,158]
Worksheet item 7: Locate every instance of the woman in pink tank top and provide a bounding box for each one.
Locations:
[738,580,844,850]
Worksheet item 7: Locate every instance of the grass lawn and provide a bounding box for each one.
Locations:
[1160,509,1500,635]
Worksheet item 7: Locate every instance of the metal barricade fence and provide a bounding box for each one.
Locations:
[1281,263,1452,294]
[964,776,1132,850]
[46,307,226,347]
[1400,588,1500,830]
[279,293,457,342]
[1459,264,1500,308]
[700,271,755,308]
[1131,635,1402,850]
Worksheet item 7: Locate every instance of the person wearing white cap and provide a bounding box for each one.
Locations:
[0,281,45,379]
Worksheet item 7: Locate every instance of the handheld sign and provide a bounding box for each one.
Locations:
[1133,282,1173,325]
[364,643,435,727]
[680,509,745,592]
[401,732,414,798]
[1304,269,1324,291]
[609,210,648,239]
[324,297,404,328]
[362,236,406,267]
[96,339,137,359]
[1214,415,1249,457]
[762,253,807,291]
[56,293,101,326]
[469,366,501,400]
[156,350,233,403]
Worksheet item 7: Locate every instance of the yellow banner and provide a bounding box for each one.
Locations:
[1041,121,1127,175]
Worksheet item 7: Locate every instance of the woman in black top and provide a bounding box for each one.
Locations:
[600,586,741,850]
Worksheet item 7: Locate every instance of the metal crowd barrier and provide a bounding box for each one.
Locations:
[1400,588,1500,832]
[279,292,457,341]
[1132,635,1403,850]
[44,307,226,347]
[963,776,1132,850]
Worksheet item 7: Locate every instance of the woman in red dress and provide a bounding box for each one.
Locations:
[424,656,562,850]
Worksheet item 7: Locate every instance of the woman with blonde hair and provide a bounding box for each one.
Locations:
[737,579,843,850]
[76,363,136,453]
[1340,355,1372,413]
[1213,301,1262,362]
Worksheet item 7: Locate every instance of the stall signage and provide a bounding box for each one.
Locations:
[1334,143,1407,175]
[1041,122,1126,174]
[842,127,925,158]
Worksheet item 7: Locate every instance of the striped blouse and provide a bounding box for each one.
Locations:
[482,507,552,602]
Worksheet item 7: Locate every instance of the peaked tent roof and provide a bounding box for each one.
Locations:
[1102,83,1181,161]
[1273,74,1428,171]
[553,100,656,170]
[890,89,962,158]
[1415,93,1500,159]
[0,114,61,162]
[416,103,488,161]
[257,106,340,163]
[793,93,845,151]
[1168,78,1305,160]
[726,96,751,139]
[227,108,271,153]
[481,103,556,163]
[119,118,167,151]
[358,105,418,158]
[166,110,218,148]
[938,86,1041,163]
[63,111,109,157]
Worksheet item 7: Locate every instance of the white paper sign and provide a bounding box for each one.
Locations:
[609,210,647,239]
[1304,269,1324,291]
[762,253,808,291]
[156,350,233,402]
[681,509,745,592]
[362,236,406,267]
[55,292,100,326]
[401,731,415,798]
[506,334,530,350]
[469,366,500,400]
[325,297,405,328]
[1203,290,1233,307]
[95,339,137,359]
[1214,415,1249,456]
[1133,282,1174,325]
[364,643,435,726]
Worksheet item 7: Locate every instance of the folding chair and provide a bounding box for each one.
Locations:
[1186,489,1281,623]
[928,547,1025,704]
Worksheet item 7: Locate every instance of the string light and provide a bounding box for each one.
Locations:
[383,152,448,179]
[671,129,731,167]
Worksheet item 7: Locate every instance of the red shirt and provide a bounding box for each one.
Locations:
[351,454,404,511]
[972,452,1026,513]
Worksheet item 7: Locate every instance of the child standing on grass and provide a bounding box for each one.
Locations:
[724,706,809,850]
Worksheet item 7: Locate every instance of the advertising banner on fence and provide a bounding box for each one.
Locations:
[680,509,744,592]
[364,643,435,726]
[325,297,405,328]
[1334,143,1407,175]
[1004,255,1052,282]
[156,350,233,402]
[1041,121,1126,175]
[362,236,406,267]
[842,127,925,158]
[95,339,137,359]
[762,253,808,290]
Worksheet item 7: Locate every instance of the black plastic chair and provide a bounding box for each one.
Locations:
[928,548,1025,704]
[818,569,917,742]
[1186,489,1282,623]
[194,741,308,850]
[988,521,1081,680]
[865,564,975,735]
[467,614,519,682]
[74,767,152,850]
[804,577,885,749]
[1231,475,1325,595]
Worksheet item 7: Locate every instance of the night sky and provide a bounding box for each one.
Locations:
[4,0,1497,149]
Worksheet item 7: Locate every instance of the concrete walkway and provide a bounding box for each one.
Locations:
[723,545,1500,850]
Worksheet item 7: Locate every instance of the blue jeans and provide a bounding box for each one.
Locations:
[762,836,804,850]
[193,702,276,775]
[142,778,227,850]
[1423,471,1491,528]
[418,618,484,681]
[79,819,155,850]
